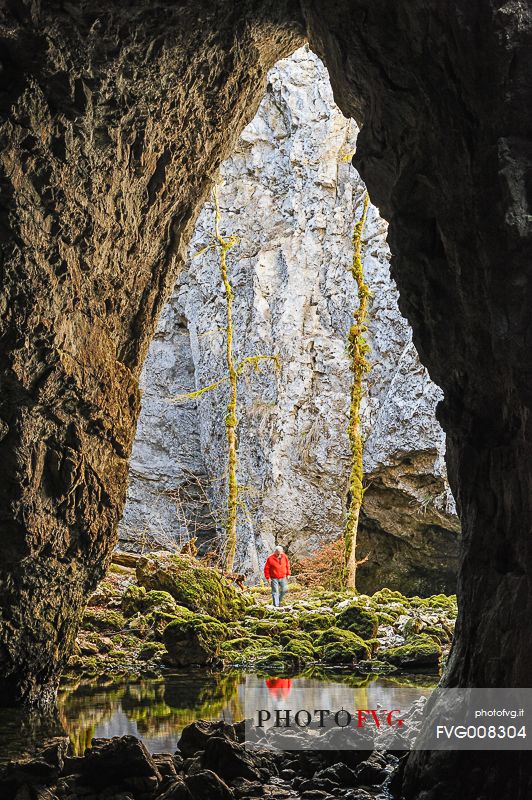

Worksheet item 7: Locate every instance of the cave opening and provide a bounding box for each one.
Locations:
[119,45,460,598]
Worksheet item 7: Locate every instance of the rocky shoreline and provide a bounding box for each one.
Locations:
[0,720,406,800]
[0,555,454,797]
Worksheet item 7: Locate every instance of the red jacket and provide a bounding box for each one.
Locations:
[264,552,291,579]
[266,678,292,699]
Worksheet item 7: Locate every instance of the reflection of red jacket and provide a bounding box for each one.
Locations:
[266,678,292,699]
[264,553,291,579]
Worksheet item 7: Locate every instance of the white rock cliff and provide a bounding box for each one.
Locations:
[120,47,460,594]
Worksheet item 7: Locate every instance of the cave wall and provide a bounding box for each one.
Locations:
[121,46,459,594]
[301,2,532,797]
[0,0,304,704]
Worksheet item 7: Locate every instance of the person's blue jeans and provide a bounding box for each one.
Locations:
[270,577,288,607]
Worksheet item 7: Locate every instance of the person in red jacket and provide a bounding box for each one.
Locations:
[264,545,291,606]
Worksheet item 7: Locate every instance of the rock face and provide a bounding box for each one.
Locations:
[122,48,459,594]
[121,303,216,553]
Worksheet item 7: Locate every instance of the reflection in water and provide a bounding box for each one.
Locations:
[58,671,243,755]
[0,669,438,762]
[0,703,66,764]
[265,678,292,700]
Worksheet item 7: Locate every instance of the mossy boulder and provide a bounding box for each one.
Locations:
[433,592,457,606]
[315,627,347,647]
[262,610,299,627]
[281,638,316,665]
[163,615,228,666]
[221,634,283,666]
[335,603,379,639]
[121,584,147,616]
[278,629,313,647]
[87,580,120,607]
[143,605,196,640]
[245,618,291,637]
[122,585,178,616]
[371,588,408,606]
[381,634,442,670]
[299,610,335,632]
[277,630,316,664]
[377,612,395,626]
[111,633,139,649]
[137,554,248,621]
[385,604,411,620]
[138,642,167,661]
[244,606,269,620]
[220,637,255,655]
[68,655,100,674]
[321,637,371,665]
[316,627,371,664]
[365,637,380,657]
[403,617,423,638]
[410,594,457,614]
[254,652,291,671]
[83,608,126,633]
[423,624,452,644]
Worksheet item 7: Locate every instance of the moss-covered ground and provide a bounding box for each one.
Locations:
[65,553,456,681]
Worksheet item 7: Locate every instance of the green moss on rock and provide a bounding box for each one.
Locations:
[139,642,167,661]
[371,588,408,606]
[365,637,380,656]
[137,554,248,621]
[245,618,291,637]
[111,633,140,650]
[281,639,316,665]
[315,627,371,664]
[163,615,228,666]
[83,608,126,632]
[299,611,335,632]
[381,634,442,670]
[220,637,255,654]
[422,625,452,644]
[68,655,100,674]
[321,637,370,664]
[122,585,178,616]
[335,603,379,639]
[278,630,313,647]
[403,617,423,638]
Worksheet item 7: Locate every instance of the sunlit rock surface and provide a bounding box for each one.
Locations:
[121,47,459,593]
